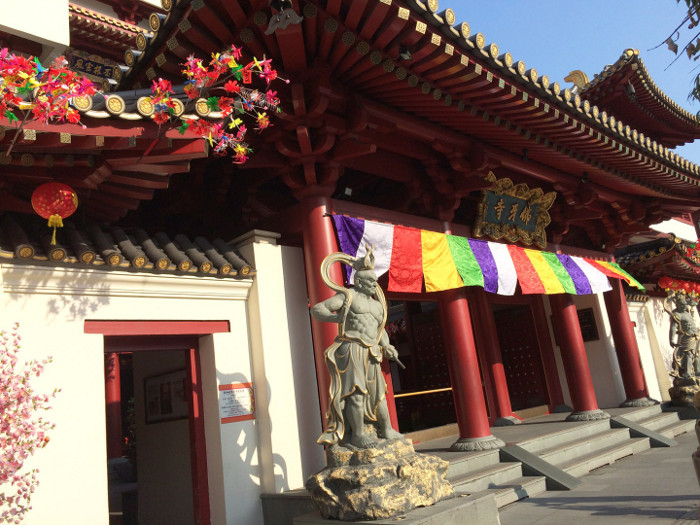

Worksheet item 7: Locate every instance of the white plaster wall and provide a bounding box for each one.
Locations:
[235,231,324,497]
[575,294,626,407]
[0,263,263,524]
[279,245,324,479]
[0,0,69,50]
[627,301,664,401]
[543,293,627,409]
[635,297,678,387]
[200,329,265,525]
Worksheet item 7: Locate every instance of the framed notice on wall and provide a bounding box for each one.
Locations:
[219,382,256,424]
[144,369,189,424]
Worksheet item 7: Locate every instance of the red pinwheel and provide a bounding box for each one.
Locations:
[31,182,78,245]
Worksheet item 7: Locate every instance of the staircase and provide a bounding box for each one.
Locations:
[610,404,696,438]
[263,406,696,524]
[424,448,547,508]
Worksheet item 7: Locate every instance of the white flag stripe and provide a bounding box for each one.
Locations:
[571,256,612,293]
[352,220,395,282]
[488,241,518,295]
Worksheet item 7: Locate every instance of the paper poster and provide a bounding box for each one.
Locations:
[219,382,255,423]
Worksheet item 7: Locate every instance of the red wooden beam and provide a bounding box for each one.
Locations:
[85,320,230,335]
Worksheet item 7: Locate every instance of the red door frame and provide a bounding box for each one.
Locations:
[86,320,230,525]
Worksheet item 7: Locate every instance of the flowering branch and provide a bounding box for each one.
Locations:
[0,323,59,524]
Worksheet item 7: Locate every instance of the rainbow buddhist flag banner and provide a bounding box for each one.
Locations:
[331,215,644,295]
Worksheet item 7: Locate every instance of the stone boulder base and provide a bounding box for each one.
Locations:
[670,376,700,406]
[305,438,454,521]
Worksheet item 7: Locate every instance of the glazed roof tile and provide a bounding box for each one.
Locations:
[617,235,700,282]
[580,49,700,147]
[0,213,254,279]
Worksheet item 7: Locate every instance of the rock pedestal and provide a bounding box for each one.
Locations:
[305,438,454,521]
[670,376,700,406]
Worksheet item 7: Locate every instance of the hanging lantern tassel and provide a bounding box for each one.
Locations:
[47,214,64,245]
[31,182,78,246]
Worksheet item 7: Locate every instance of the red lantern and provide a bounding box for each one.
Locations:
[658,276,672,290]
[31,182,78,245]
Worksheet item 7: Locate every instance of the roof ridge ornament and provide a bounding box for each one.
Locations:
[564,70,590,92]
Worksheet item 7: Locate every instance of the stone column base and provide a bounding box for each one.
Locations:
[565,409,610,422]
[450,435,505,451]
[620,396,659,408]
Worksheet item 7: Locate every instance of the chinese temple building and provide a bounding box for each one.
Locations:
[3,1,700,524]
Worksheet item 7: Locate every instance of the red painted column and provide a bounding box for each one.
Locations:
[300,197,400,430]
[105,352,123,459]
[470,289,515,421]
[549,294,610,421]
[301,196,340,428]
[439,288,505,450]
[604,280,655,406]
[533,296,566,409]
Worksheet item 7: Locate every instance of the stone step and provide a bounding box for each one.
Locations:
[424,449,501,480]
[518,418,612,454]
[559,437,650,478]
[635,411,681,431]
[475,475,548,508]
[613,404,662,422]
[655,418,696,438]
[537,428,632,466]
[450,461,524,493]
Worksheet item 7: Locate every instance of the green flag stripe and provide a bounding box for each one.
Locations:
[446,235,484,288]
[541,252,577,295]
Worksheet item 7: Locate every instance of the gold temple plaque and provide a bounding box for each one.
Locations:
[474,172,556,249]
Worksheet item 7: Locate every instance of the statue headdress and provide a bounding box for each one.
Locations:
[320,244,377,296]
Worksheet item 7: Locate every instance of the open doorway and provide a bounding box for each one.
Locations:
[387,301,459,433]
[98,332,213,525]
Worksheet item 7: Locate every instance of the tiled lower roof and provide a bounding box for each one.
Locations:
[0,214,254,278]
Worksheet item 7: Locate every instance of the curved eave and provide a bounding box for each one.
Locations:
[0,113,208,223]
[114,0,700,202]
[581,49,700,148]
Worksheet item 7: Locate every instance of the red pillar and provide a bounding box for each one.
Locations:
[301,196,399,430]
[301,196,340,428]
[604,280,656,406]
[470,289,516,422]
[439,288,505,450]
[105,352,123,459]
[549,294,610,421]
[533,296,566,409]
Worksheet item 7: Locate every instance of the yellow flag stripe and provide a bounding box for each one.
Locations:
[421,231,464,292]
[524,249,565,294]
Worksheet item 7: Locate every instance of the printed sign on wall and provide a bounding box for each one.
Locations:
[219,382,256,424]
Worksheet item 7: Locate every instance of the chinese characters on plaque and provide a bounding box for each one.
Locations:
[219,383,256,424]
[474,172,556,249]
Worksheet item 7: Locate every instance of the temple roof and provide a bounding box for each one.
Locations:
[0,115,208,223]
[0,213,254,278]
[68,2,150,64]
[580,49,700,148]
[616,235,700,283]
[113,0,700,203]
[6,0,700,251]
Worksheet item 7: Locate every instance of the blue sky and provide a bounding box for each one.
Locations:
[448,1,700,162]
